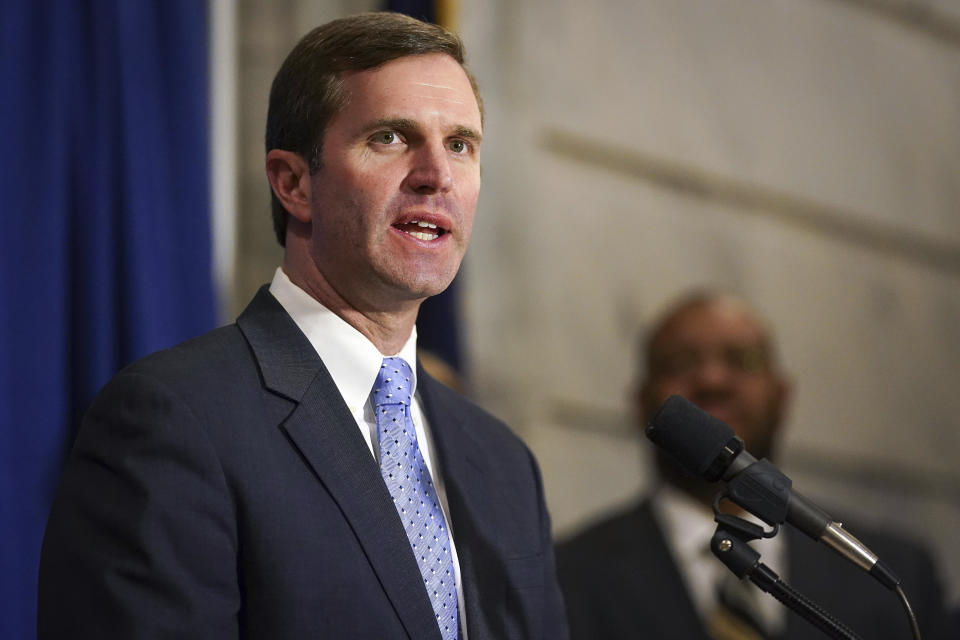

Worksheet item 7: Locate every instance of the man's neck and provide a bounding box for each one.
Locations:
[281,262,419,356]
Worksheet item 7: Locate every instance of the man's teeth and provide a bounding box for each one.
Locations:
[406,230,439,241]
[402,220,441,241]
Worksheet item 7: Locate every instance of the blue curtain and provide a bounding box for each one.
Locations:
[0,2,214,637]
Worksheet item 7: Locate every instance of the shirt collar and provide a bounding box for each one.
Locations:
[268,267,419,410]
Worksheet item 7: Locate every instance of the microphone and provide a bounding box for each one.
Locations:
[646,394,900,590]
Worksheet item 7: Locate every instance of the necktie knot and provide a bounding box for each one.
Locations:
[373,357,413,407]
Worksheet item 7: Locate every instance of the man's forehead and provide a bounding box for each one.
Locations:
[345,54,470,92]
[340,54,481,119]
[652,300,770,351]
[673,299,763,332]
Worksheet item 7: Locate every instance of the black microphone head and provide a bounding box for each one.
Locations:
[645,395,741,482]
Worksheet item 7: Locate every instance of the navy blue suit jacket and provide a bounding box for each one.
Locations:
[39,287,567,639]
[557,499,948,639]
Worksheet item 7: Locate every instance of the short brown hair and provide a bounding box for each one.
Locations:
[265,11,483,246]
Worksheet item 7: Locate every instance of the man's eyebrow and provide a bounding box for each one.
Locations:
[366,118,417,133]
[452,125,482,144]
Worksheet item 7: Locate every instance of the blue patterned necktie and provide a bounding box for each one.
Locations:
[373,357,459,640]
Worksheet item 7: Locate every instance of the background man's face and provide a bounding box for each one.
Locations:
[641,300,788,460]
[306,53,482,311]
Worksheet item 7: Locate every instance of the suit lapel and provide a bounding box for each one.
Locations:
[237,287,441,640]
[416,369,499,640]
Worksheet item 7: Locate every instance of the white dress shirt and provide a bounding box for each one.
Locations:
[651,483,788,635]
[268,267,468,637]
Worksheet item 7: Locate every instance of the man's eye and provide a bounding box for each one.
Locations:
[449,139,468,154]
[656,352,699,376]
[727,346,769,373]
[374,132,398,144]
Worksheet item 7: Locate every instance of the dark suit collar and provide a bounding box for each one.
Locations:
[236,286,443,640]
[236,285,322,402]
[415,365,486,473]
[415,365,490,516]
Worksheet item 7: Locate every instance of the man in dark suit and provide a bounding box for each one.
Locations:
[38,13,566,640]
[556,291,948,639]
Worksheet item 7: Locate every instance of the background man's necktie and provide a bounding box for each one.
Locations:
[706,573,771,640]
[373,357,459,640]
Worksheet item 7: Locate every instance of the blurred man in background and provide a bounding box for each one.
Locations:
[557,291,948,639]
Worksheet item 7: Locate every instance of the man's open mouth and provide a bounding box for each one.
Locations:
[394,220,447,242]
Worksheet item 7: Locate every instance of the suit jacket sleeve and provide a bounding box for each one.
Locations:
[38,368,240,639]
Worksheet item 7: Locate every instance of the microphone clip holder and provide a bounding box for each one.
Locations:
[710,491,779,580]
[709,490,864,640]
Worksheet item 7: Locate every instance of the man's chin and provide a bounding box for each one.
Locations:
[694,404,739,427]
[396,263,461,298]
[382,273,458,304]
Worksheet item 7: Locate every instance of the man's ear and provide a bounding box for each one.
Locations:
[266,150,312,223]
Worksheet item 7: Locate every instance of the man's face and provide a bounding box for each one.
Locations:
[640,300,788,460]
[306,53,482,310]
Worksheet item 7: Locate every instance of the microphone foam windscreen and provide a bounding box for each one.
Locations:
[645,395,735,480]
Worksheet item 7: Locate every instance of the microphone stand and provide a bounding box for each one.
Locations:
[710,508,864,640]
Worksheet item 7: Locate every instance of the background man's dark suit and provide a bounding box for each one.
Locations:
[557,499,947,639]
[39,288,564,639]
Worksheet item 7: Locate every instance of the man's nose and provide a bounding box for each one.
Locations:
[404,143,453,194]
[691,355,736,389]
